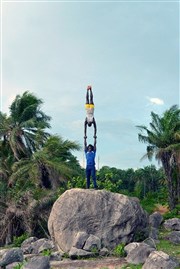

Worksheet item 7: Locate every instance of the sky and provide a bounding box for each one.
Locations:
[0,0,179,170]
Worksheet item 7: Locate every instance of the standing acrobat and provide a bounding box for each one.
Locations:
[84,136,98,189]
[84,85,97,139]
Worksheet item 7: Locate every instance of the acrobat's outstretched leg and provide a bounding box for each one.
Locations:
[86,86,94,104]
[89,88,94,105]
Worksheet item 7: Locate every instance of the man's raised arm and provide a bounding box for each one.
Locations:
[94,136,97,151]
[84,135,87,151]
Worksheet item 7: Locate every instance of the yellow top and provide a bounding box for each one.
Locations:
[85,104,95,109]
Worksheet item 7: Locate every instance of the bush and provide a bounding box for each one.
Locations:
[12,233,29,247]
[113,243,126,257]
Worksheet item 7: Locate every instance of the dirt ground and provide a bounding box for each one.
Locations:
[50,257,128,269]
[5,256,128,269]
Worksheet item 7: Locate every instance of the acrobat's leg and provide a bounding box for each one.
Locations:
[84,118,88,138]
[86,88,89,104]
[89,88,94,105]
[86,167,91,189]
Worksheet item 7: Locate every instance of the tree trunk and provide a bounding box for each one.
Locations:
[161,154,175,210]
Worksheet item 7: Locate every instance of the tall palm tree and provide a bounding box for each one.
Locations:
[0,135,81,245]
[0,91,51,160]
[0,91,83,245]
[137,105,180,210]
[9,135,81,189]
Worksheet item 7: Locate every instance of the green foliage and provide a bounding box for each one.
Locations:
[12,233,29,247]
[113,243,126,257]
[90,246,99,254]
[41,249,52,256]
[157,238,180,261]
[163,204,180,220]
[0,180,8,200]
[68,176,86,189]
[13,263,24,269]
[12,259,27,269]
[62,252,69,258]
[32,188,52,201]
[133,229,148,242]
[7,178,35,201]
[140,190,168,214]
[137,105,180,210]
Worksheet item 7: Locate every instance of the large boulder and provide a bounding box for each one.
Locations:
[48,189,148,252]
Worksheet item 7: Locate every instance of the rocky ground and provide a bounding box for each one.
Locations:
[4,256,127,269]
[50,257,127,269]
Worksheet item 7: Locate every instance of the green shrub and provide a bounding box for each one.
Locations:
[13,261,26,269]
[90,246,99,254]
[113,243,126,257]
[12,233,29,247]
[163,204,180,220]
[41,249,52,256]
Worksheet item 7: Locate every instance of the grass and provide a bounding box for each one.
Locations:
[158,228,180,257]
[121,265,142,269]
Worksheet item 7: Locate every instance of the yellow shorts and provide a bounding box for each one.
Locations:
[85,104,95,109]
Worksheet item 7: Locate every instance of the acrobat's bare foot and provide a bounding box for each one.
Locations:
[87,85,92,90]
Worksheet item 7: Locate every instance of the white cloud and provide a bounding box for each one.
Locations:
[146,97,164,105]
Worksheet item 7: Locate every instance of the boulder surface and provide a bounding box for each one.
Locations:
[48,188,148,252]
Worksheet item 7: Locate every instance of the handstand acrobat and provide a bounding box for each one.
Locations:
[84,85,97,139]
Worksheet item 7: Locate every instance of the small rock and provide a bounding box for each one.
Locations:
[23,256,50,269]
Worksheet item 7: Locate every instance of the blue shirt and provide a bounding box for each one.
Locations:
[85,150,96,166]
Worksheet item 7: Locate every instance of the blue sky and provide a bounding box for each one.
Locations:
[1,0,179,169]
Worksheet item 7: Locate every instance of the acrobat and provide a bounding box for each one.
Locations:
[84,85,97,139]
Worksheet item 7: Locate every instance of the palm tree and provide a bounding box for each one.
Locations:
[137,105,180,210]
[0,91,51,160]
[0,135,81,245]
[9,135,81,189]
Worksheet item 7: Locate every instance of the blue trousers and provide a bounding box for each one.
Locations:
[86,165,97,189]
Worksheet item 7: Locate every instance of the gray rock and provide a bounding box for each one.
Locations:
[30,239,54,254]
[0,249,9,258]
[72,231,89,249]
[83,234,101,252]
[37,239,55,254]
[143,238,157,249]
[21,238,54,255]
[21,237,38,254]
[49,251,62,261]
[6,262,20,269]
[69,247,92,259]
[149,227,159,240]
[163,218,180,231]
[23,256,50,269]
[142,250,179,269]
[165,231,180,244]
[124,242,141,254]
[149,212,163,228]
[126,243,155,265]
[99,247,109,256]
[0,248,23,267]
[21,237,38,247]
[48,189,148,252]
